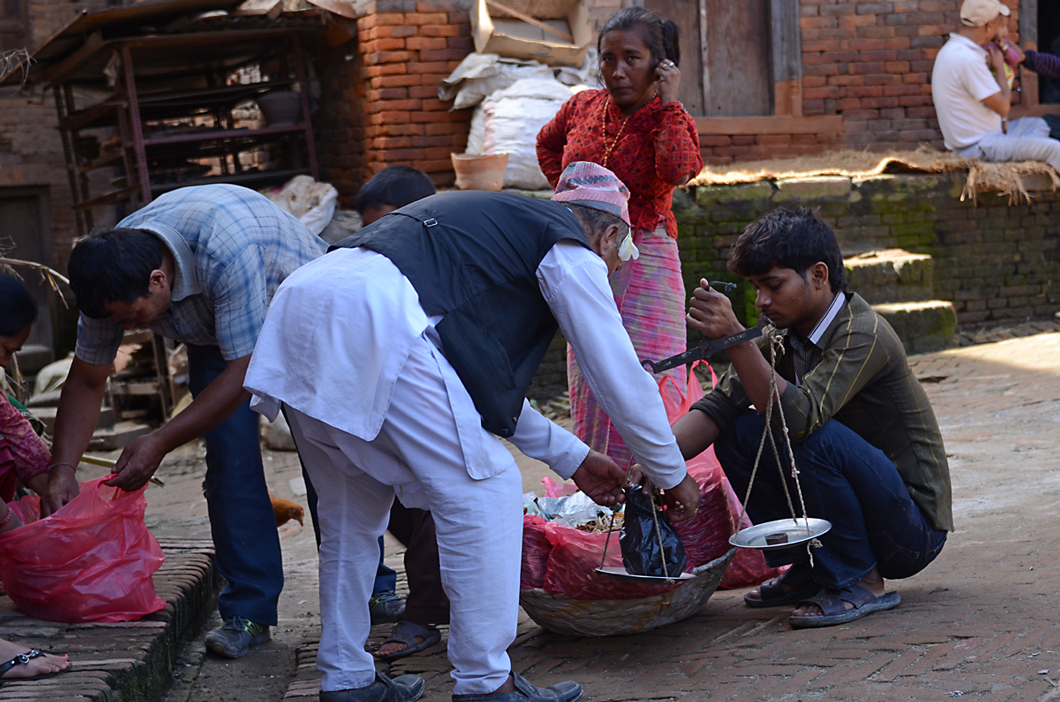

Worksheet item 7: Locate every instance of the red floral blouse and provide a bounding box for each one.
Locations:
[537,89,703,238]
[0,392,50,495]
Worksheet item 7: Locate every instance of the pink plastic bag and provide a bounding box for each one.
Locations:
[0,477,167,623]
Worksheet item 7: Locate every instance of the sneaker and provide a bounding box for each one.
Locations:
[369,591,406,625]
[204,615,270,659]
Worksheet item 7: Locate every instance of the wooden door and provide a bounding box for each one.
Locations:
[644,0,704,116]
[647,0,773,117]
[0,188,54,355]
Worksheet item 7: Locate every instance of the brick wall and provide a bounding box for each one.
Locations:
[798,0,977,150]
[1,0,109,273]
[313,37,369,206]
[674,174,1059,326]
[353,0,475,187]
[697,0,1026,165]
[349,0,618,188]
[699,132,844,165]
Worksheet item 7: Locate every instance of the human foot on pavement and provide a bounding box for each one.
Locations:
[790,569,885,617]
[0,638,69,680]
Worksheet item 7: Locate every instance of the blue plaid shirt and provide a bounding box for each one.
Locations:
[75,184,326,365]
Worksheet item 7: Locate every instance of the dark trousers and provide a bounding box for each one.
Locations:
[715,411,947,590]
[188,344,283,625]
[388,499,450,626]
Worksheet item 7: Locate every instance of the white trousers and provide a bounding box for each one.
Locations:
[959,116,1060,173]
[285,334,523,695]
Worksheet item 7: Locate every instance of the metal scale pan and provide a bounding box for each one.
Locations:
[729,517,831,550]
[594,566,696,584]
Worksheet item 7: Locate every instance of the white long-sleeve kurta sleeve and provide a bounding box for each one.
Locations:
[535,241,687,490]
[507,398,590,480]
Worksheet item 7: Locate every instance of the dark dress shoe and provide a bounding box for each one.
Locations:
[320,672,425,702]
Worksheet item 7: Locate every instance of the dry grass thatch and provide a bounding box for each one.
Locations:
[688,147,1060,205]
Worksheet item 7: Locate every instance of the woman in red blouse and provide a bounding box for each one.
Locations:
[537,7,703,466]
[0,274,71,679]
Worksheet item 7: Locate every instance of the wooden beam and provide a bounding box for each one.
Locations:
[695,115,843,136]
[38,31,106,87]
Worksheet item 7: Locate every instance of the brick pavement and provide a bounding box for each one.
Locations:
[0,518,216,702]
[279,330,1060,702]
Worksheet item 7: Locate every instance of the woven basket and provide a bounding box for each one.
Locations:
[519,549,734,637]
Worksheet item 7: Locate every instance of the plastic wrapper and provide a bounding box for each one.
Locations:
[619,484,686,577]
[0,477,167,623]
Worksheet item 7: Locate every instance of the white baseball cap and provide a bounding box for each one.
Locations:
[960,0,1010,27]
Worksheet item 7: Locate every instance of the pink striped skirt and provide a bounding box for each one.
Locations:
[567,226,686,465]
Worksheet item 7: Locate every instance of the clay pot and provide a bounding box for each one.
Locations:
[451,152,509,191]
[255,91,302,127]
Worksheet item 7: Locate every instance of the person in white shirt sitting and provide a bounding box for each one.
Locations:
[931,0,1060,172]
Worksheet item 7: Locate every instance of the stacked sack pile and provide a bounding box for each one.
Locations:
[440,52,595,190]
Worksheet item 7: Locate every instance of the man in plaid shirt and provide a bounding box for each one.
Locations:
[45,184,325,659]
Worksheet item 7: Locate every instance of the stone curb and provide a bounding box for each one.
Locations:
[0,527,217,702]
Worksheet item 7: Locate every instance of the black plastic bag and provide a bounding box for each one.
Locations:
[619,484,687,577]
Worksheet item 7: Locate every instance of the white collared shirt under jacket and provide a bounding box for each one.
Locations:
[245,242,687,490]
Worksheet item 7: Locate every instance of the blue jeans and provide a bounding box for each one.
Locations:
[188,344,283,625]
[715,411,947,590]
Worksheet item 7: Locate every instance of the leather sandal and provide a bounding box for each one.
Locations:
[373,621,441,662]
[788,585,901,629]
[744,563,819,608]
[320,672,425,702]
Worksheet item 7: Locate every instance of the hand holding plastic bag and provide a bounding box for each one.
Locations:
[620,484,687,577]
[0,477,167,623]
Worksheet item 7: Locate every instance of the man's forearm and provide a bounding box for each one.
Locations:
[672,409,722,460]
[725,340,790,414]
[51,361,109,466]
[151,356,251,453]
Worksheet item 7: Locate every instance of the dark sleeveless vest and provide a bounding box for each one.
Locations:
[332,191,591,437]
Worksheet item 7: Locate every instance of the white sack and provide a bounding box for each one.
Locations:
[479,78,575,190]
[440,53,554,110]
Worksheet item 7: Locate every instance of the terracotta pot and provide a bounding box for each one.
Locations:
[255,91,302,127]
[451,152,509,191]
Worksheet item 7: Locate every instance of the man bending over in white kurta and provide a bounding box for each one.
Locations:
[243,162,700,702]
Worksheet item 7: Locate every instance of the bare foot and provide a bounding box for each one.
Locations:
[790,569,886,618]
[0,504,22,535]
[374,636,421,659]
[0,639,69,679]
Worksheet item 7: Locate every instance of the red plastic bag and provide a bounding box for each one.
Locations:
[521,515,552,590]
[660,363,783,589]
[539,521,682,600]
[0,477,167,623]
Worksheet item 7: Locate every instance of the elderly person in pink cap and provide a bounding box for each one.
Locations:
[244,161,699,702]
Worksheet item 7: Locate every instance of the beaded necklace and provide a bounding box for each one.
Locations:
[600,96,631,168]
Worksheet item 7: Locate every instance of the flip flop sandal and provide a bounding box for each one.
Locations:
[374,621,441,663]
[788,584,901,629]
[0,649,68,683]
[744,564,820,608]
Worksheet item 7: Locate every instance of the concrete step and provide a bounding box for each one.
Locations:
[844,248,934,304]
[872,300,959,355]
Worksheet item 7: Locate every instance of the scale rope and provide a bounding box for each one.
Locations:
[732,327,822,564]
[599,326,821,581]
